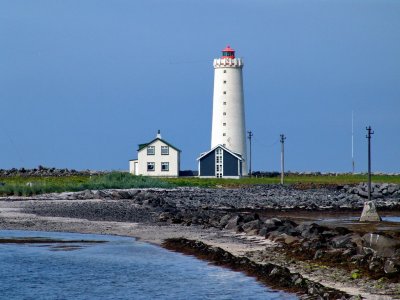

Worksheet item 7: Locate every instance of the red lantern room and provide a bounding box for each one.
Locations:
[221,45,235,59]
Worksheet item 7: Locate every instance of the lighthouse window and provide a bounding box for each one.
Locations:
[223,102,226,105]
[223,112,226,115]
[223,70,227,73]
[223,133,226,136]
[223,91,226,94]
[223,80,226,84]
[223,123,226,126]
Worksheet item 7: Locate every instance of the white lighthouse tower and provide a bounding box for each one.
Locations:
[211,45,247,175]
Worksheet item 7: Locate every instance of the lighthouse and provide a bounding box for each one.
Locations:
[211,45,247,175]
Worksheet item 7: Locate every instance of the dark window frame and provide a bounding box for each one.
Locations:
[161,145,169,155]
[147,162,155,171]
[161,162,169,172]
[147,146,155,155]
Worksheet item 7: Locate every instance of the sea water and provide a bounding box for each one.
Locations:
[0,230,297,300]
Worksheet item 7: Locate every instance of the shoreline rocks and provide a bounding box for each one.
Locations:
[163,238,353,299]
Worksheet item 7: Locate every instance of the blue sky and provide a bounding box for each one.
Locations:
[1,0,399,172]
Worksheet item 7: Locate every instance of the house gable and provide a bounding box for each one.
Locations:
[138,138,181,153]
[198,145,243,178]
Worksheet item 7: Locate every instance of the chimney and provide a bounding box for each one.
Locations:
[156,130,162,139]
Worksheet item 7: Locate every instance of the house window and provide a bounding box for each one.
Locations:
[215,148,223,178]
[223,91,226,94]
[161,145,169,155]
[223,102,226,105]
[161,162,169,171]
[147,162,155,171]
[147,146,155,155]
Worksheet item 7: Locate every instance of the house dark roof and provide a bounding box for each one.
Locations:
[137,138,181,152]
[197,144,243,161]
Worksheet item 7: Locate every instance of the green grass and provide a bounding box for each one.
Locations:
[1,172,399,196]
[162,174,400,188]
[0,172,172,196]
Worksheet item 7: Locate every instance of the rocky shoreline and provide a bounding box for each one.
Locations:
[0,166,103,177]
[1,184,400,299]
[163,238,352,299]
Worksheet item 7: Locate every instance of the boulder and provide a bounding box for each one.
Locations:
[242,219,263,233]
[331,234,354,249]
[242,213,259,223]
[259,224,278,237]
[362,233,400,258]
[219,214,232,228]
[296,223,327,239]
[369,257,384,272]
[265,218,283,226]
[359,201,382,222]
[281,234,300,245]
[384,259,400,274]
[224,215,243,230]
[388,185,400,194]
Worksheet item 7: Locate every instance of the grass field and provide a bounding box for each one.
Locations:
[0,172,399,196]
[163,174,400,188]
[0,172,172,196]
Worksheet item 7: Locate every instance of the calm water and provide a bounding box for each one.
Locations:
[320,216,400,223]
[0,230,297,300]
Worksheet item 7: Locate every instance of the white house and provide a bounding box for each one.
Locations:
[129,131,181,177]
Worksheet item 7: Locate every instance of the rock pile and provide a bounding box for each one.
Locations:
[343,183,400,200]
[215,213,400,278]
[0,166,103,177]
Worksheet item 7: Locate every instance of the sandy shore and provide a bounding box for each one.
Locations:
[1,198,399,299]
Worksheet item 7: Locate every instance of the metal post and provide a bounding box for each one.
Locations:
[247,131,253,177]
[352,111,355,174]
[366,126,374,201]
[280,134,286,185]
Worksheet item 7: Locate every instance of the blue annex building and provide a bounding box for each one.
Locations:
[197,145,243,179]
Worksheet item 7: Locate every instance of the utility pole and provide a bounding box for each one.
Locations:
[247,131,253,177]
[280,134,286,184]
[359,126,380,222]
[352,111,355,174]
[366,126,374,201]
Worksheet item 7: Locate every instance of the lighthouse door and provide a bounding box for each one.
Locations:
[215,148,223,178]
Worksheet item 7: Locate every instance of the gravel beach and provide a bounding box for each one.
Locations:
[1,184,400,299]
